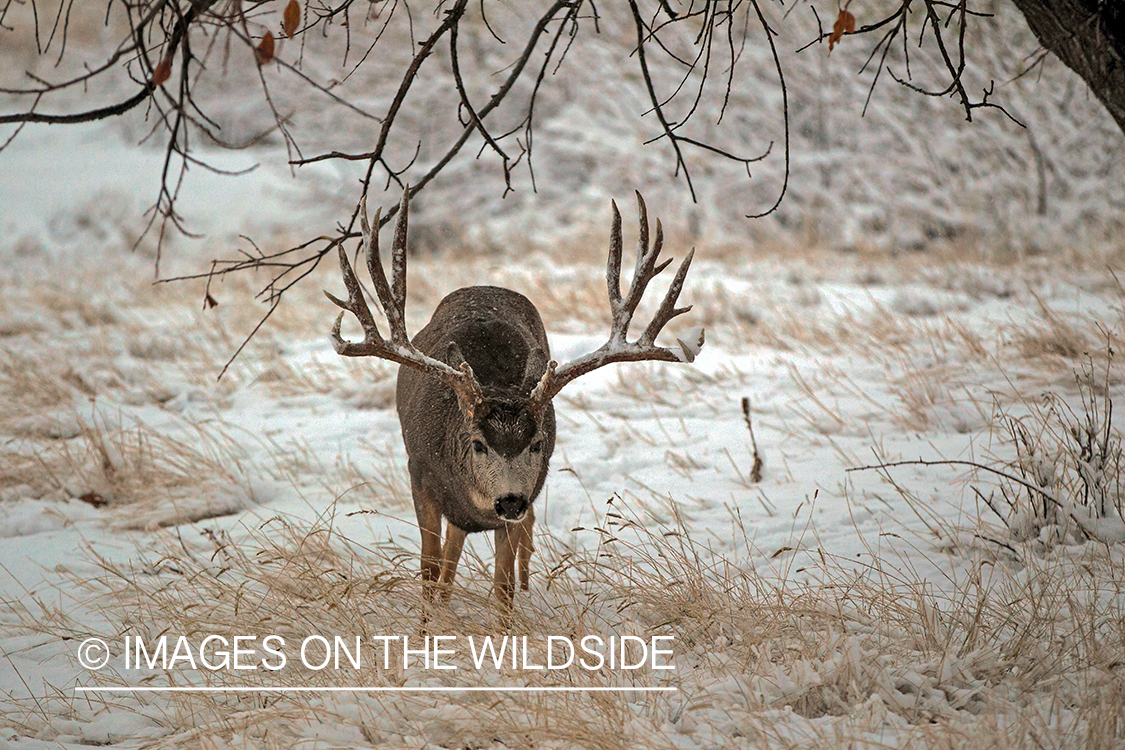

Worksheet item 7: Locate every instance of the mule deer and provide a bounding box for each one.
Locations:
[326,188,703,615]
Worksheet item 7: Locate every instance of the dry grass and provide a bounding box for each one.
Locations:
[0,348,79,423]
[0,408,263,523]
[0,258,404,516]
[4,497,1121,748]
[4,224,1125,747]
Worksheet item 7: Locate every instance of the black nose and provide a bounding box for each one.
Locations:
[494,494,528,520]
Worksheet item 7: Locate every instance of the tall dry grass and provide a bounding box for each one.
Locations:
[3,493,1119,748]
[3,223,1125,747]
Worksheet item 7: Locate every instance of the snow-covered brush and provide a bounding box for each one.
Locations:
[985,365,1125,548]
[851,359,1125,551]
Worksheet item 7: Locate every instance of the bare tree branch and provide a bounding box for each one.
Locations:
[3,0,1063,376]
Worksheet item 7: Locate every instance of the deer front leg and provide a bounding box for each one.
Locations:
[438,522,468,603]
[517,506,534,592]
[494,525,518,619]
[413,484,443,603]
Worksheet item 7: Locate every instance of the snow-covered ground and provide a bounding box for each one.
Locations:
[3,3,1125,748]
[3,188,1124,747]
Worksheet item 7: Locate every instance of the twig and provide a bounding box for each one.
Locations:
[741,396,763,483]
[849,457,1102,540]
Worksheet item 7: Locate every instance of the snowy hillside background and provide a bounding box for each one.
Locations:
[2,1,1124,748]
[2,1,1122,259]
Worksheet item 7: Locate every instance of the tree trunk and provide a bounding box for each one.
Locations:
[1009,0,1125,134]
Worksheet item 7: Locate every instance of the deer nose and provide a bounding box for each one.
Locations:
[494,494,528,521]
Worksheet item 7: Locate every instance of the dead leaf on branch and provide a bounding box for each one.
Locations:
[283,0,300,39]
[256,31,275,65]
[829,9,855,52]
[152,56,173,86]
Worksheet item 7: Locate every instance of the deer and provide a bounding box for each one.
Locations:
[325,187,704,618]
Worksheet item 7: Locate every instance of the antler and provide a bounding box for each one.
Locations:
[528,192,704,411]
[325,187,484,412]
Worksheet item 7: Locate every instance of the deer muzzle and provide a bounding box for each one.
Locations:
[494,494,529,522]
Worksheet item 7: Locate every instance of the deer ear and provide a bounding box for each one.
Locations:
[521,346,549,396]
[446,341,466,367]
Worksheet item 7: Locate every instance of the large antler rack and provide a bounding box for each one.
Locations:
[527,192,704,412]
[325,188,484,412]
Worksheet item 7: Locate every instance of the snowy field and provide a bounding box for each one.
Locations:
[3,2,1125,749]
[3,189,1124,748]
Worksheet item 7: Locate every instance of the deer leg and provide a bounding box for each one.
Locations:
[516,506,535,592]
[437,522,468,603]
[413,484,443,603]
[494,524,518,620]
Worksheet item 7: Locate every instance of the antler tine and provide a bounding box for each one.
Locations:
[614,193,671,342]
[526,359,557,408]
[527,193,704,412]
[357,188,411,348]
[640,248,694,347]
[358,196,399,334]
[607,199,623,317]
[325,244,383,351]
[633,190,649,280]
[389,187,410,343]
[327,187,485,412]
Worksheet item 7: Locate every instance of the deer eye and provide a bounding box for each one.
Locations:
[530,440,544,454]
[472,439,487,454]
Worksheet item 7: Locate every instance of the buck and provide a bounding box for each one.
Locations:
[326,188,703,615]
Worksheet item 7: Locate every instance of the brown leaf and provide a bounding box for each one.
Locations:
[79,491,108,508]
[283,0,300,39]
[829,10,855,52]
[152,56,173,86]
[204,293,219,309]
[256,31,275,65]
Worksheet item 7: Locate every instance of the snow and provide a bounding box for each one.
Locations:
[674,326,705,362]
[4,213,1123,747]
[3,4,1125,749]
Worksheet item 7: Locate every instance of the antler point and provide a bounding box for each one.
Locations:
[324,289,348,310]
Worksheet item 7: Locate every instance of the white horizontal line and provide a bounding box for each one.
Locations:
[75,686,677,693]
